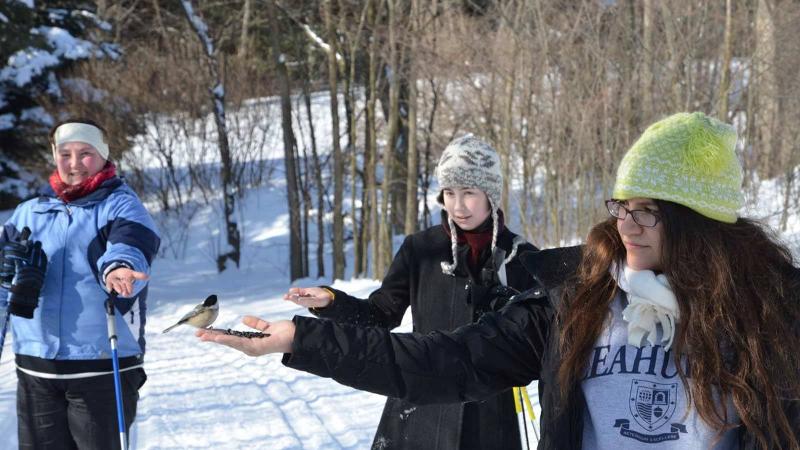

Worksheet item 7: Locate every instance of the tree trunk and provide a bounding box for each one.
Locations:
[379,0,401,275]
[267,0,303,280]
[421,78,439,230]
[755,0,779,178]
[403,0,419,236]
[299,139,310,278]
[180,0,240,272]
[324,0,345,280]
[716,0,733,120]
[238,0,252,59]
[366,0,380,278]
[303,67,325,278]
[641,0,654,120]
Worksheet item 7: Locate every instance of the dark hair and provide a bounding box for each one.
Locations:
[558,201,800,449]
[48,117,108,148]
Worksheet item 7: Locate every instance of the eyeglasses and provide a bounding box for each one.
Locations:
[605,200,661,227]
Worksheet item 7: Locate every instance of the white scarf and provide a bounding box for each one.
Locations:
[611,263,680,351]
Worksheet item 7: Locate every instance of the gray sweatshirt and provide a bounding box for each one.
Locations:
[580,292,740,449]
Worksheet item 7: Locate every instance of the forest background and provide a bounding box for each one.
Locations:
[2,0,800,282]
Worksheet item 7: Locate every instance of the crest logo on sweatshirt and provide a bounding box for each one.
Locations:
[629,380,677,430]
[613,379,687,443]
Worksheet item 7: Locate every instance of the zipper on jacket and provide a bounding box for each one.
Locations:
[54,202,72,358]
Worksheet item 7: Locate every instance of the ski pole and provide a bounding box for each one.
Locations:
[513,387,531,450]
[0,297,9,364]
[105,292,128,450]
[520,386,540,441]
[0,227,31,363]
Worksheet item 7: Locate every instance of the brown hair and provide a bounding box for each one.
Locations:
[558,201,800,449]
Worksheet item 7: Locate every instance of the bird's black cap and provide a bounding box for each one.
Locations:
[203,295,218,307]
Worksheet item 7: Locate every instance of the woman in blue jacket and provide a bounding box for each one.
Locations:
[1,118,160,449]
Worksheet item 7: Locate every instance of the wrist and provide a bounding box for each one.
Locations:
[310,286,336,312]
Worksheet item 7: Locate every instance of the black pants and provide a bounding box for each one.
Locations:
[17,368,146,450]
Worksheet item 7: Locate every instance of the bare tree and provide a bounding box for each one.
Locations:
[180,0,240,272]
[267,0,303,280]
[324,0,346,280]
[403,0,420,236]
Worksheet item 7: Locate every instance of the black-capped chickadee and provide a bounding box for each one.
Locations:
[162,294,219,333]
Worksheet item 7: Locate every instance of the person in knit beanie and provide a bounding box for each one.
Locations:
[202,113,799,450]
[434,134,511,276]
[280,134,539,450]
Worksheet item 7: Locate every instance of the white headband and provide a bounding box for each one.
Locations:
[52,123,109,160]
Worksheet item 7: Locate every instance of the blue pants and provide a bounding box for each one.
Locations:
[17,368,145,450]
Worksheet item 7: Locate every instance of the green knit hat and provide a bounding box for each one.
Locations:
[612,112,744,223]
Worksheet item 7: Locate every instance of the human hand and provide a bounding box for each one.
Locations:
[196,316,295,356]
[283,287,333,309]
[106,267,148,298]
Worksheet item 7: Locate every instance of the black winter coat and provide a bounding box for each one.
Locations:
[308,223,537,450]
[284,246,800,449]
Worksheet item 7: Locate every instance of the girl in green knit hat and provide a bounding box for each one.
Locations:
[198,112,800,450]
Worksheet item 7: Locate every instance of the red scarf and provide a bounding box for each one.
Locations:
[49,162,117,203]
[443,210,506,271]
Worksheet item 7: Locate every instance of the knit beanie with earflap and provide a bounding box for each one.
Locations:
[435,134,504,275]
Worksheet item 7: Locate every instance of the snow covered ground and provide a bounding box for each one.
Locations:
[0,180,541,449]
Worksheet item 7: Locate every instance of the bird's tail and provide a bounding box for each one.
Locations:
[162,323,180,333]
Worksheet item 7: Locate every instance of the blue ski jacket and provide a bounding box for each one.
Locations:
[1,177,160,366]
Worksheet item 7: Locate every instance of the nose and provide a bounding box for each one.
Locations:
[452,193,467,211]
[617,213,641,235]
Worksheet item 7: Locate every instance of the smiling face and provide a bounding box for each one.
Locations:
[55,142,106,185]
[442,187,492,231]
[616,197,665,271]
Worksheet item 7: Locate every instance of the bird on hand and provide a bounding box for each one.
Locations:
[162,294,219,333]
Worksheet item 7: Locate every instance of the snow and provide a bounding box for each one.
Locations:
[180,1,215,57]
[19,106,53,126]
[0,114,14,131]
[0,48,60,87]
[301,24,343,64]
[0,24,106,88]
[0,181,391,449]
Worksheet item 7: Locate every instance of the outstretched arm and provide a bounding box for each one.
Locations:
[283,236,417,328]
[198,291,552,405]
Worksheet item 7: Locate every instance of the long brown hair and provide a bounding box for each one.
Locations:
[558,200,800,449]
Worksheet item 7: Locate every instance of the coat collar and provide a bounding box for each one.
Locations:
[34,177,124,210]
[519,245,583,292]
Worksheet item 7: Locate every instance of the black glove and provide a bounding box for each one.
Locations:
[2,227,32,290]
[0,240,27,290]
[8,240,47,319]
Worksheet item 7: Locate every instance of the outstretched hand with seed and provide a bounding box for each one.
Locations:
[197,316,295,356]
